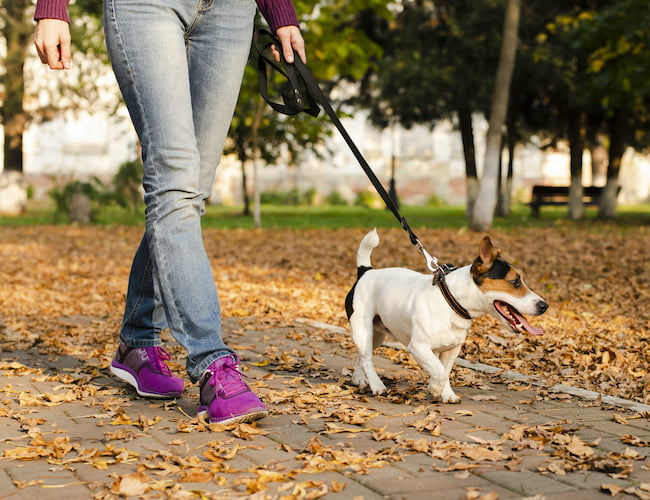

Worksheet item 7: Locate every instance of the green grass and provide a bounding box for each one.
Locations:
[1,199,649,230]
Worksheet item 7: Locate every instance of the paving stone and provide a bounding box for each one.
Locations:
[7,483,95,500]
[386,484,521,500]
[479,469,578,496]
[7,460,78,485]
[560,470,633,491]
[356,466,491,495]
[0,468,16,493]
[542,490,622,500]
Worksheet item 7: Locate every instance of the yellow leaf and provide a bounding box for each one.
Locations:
[232,422,268,440]
[115,472,150,496]
[322,422,371,434]
[330,480,347,493]
[565,436,594,458]
[462,446,508,462]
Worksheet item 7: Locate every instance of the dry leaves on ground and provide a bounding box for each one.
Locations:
[0,223,648,498]
[3,224,647,403]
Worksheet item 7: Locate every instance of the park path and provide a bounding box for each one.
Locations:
[0,317,648,499]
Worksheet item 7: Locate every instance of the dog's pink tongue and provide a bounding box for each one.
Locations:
[518,313,544,336]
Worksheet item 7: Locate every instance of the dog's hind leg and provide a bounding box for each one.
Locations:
[350,313,387,395]
[372,316,389,349]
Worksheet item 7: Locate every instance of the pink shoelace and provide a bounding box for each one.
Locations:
[149,346,173,376]
[208,356,249,399]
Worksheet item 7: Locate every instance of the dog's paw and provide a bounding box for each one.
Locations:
[442,393,461,404]
[440,385,461,404]
[369,382,387,395]
[428,384,461,404]
[351,370,368,388]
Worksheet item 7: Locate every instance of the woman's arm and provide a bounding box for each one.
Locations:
[257,0,306,64]
[33,0,72,70]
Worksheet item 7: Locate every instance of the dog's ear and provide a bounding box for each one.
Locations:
[474,236,501,274]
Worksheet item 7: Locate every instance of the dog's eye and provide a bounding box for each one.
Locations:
[510,277,522,288]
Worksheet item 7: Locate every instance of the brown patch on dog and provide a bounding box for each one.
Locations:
[478,270,530,298]
[473,236,501,274]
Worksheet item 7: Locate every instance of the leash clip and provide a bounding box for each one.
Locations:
[415,239,441,274]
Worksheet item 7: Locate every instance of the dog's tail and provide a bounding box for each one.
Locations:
[346,229,380,320]
[357,228,380,270]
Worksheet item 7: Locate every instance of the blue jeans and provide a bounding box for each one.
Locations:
[104,0,256,382]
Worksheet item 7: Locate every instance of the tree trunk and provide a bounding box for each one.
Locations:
[251,97,265,228]
[458,107,478,217]
[589,135,608,186]
[599,109,627,218]
[470,0,520,231]
[497,135,514,217]
[238,144,251,216]
[2,0,30,174]
[567,110,586,220]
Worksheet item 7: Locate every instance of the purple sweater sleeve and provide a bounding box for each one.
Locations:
[34,0,70,23]
[34,0,299,31]
[256,0,300,31]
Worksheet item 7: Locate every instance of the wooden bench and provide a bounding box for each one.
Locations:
[529,185,615,217]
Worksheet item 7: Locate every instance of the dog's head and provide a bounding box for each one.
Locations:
[470,236,548,335]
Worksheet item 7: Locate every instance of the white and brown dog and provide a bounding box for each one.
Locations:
[345,229,548,403]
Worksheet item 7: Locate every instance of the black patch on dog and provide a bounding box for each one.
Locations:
[472,259,511,285]
[357,266,372,279]
[345,266,372,319]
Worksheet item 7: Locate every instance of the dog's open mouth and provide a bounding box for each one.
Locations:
[494,301,543,335]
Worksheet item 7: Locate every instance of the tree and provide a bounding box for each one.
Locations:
[576,0,650,217]
[357,0,503,216]
[1,1,106,175]
[227,2,390,221]
[470,0,521,231]
[522,0,650,219]
[1,0,31,174]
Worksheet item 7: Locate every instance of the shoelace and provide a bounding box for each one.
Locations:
[149,347,173,376]
[209,356,249,399]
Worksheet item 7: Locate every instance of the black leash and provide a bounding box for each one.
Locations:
[254,30,474,311]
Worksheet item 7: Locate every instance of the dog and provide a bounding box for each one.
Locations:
[345,229,548,403]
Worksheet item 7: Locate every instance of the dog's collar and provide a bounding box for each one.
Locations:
[433,268,472,320]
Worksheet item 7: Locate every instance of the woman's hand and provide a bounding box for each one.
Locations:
[273,25,306,64]
[34,19,72,70]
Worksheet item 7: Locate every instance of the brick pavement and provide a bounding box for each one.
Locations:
[0,318,648,499]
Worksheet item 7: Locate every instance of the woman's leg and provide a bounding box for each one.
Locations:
[104,0,255,382]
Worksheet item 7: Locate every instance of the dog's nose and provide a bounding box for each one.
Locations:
[537,300,549,314]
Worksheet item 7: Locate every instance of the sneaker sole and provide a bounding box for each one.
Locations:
[197,408,268,426]
[110,364,182,399]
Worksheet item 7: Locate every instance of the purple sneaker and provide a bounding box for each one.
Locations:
[198,355,268,425]
[110,344,184,398]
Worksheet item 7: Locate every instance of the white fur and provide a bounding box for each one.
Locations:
[347,230,546,403]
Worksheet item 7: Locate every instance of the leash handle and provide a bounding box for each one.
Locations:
[254,30,432,266]
[254,30,320,117]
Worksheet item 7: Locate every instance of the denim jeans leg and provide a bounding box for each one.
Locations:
[119,233,168,347]
[104,0,255,382]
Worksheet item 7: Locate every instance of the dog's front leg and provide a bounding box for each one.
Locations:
[408,341,460,404]
[437,345,462,404]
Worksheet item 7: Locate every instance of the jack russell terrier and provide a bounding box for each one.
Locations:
[345,229,548,403]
